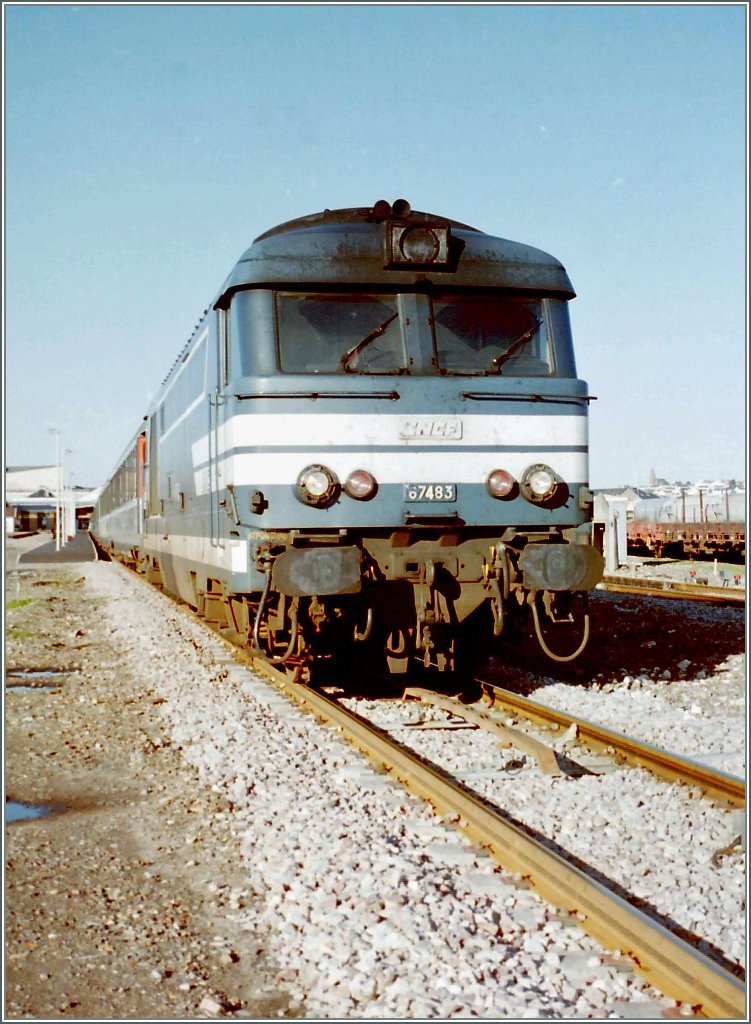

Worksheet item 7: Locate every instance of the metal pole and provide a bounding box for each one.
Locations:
[64,449,72,542]
[56,431,62,551]
[60,446,66,547]
[68,467,77,538]
[47,426,62,550]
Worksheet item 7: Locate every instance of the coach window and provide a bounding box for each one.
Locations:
[430,295,552,376]
[276,293,406,374]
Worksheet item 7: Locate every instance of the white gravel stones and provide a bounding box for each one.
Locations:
[198,995,226,1015]
[347,693,746,970]
[535,655,746,778]
[82,562,735,1017]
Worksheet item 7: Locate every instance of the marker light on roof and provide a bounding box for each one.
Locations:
[386,223,451,268]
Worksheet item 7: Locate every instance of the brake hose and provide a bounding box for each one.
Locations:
[530,594,590,663]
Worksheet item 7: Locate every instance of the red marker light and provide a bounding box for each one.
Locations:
[345,470,377,500]
[486,469,516,499]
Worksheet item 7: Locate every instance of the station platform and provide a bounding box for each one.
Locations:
[18,531,98,564]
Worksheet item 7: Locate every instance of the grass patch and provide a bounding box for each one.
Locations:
[7,627,36,640]
[7,598,34,609]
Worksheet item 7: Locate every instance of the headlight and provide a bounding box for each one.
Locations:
[296,465,339,507]
[344,470,377,501]
[520,463,559,503]
[486,469,517,499]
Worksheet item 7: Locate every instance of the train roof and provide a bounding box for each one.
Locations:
[214,200,575,305]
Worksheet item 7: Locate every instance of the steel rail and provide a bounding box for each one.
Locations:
[403,686,562,775]
[245,658,744,1019]
[479,683,745,809]
[599,576,745,605]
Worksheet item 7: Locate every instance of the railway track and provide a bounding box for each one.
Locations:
[599,575,745,605]
[110,559,746,1018]
[230,652,745,1018]
[476,682,745,809]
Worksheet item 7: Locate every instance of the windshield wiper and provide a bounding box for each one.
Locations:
[489,316,543,374]
[340,312,399,371]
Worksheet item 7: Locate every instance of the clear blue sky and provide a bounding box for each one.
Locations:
[4,3,747,489]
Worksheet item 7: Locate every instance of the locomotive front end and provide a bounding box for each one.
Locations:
[211,200,603,675]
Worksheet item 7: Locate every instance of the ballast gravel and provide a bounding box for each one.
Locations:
[81,564,671,1018]
[5,542,746,1018]
[341,695,746,969]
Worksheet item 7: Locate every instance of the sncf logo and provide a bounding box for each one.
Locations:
[400,419,463,440]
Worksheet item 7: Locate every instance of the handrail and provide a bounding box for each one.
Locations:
[235,391,401,401]
[461,392,595,405]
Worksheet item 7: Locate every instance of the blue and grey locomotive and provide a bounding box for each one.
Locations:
[92,200,603,676]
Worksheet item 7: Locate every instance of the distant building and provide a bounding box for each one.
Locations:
[6,465,59,493]
[648,468,669,488]
[593,478,745,524]
[5,466,100,535]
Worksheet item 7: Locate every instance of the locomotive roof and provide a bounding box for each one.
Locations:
[215,201,575,305]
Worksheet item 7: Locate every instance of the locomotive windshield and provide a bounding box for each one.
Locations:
[277,293,406,374]
[431,296,550,375]
[233,289,575,377]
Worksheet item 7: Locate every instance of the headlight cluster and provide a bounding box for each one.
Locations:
[296,465,377,507]
[486,463,567,507]
[296,462,567,508]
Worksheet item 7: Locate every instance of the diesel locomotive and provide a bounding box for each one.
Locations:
[92,199,603,677]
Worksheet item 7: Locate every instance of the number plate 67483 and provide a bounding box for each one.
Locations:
[404,483,457,502]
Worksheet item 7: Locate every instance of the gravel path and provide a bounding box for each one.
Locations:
[5,541,289,1019]
[4,536,746,1018]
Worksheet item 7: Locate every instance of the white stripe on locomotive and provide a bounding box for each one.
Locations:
[190,412,588,471]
